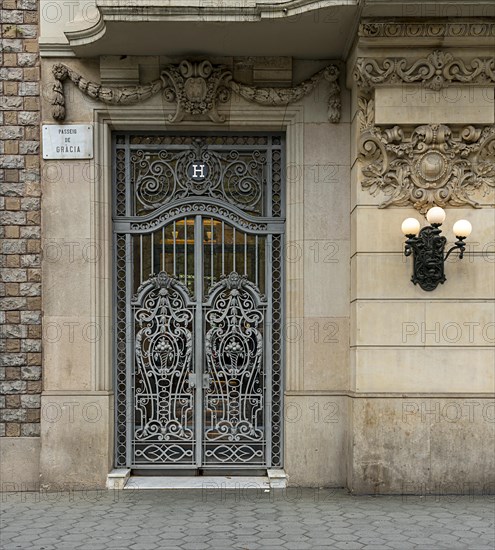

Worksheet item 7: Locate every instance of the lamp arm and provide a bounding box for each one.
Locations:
[444,238,467,261]
[403,236,417,257]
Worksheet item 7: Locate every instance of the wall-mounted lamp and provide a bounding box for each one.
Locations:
[401,207,472,291]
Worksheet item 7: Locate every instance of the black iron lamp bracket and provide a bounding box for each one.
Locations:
[404,224,467,291]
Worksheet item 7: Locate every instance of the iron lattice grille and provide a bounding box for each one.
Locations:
[113,133,285,469]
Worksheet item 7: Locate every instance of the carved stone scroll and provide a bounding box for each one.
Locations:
[51,61,341,123]
[354,50,495,91]
[358,105,495,213]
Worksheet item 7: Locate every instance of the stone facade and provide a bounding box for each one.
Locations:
[1,1,494,493]
[0,0,42,441]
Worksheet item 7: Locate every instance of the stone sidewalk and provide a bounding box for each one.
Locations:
[1,488,494,549]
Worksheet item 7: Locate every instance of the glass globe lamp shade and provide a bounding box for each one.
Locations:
[401,218,421,236]
[426,206,446,225]
[453,219,472,238]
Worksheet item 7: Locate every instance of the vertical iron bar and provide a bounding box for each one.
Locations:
[255,235,259,287]
[162,227,165,272]
[125,234,133,466]
[184,217,187,287]
[233,227,236,272]
[139,235,143,283]
[265,235,273,467]
[173,221,176,276]
[210,218,214,285]
[151,232,154,275]
[193,215,203,467]
[244,232,247,276]
[221,221,225,275]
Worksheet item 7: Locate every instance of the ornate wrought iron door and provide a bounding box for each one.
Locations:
[113,133,284,470]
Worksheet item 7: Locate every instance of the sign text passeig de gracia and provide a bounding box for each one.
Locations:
[42,125,93,160]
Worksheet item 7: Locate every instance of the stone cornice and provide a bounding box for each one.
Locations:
[96,0,357,20]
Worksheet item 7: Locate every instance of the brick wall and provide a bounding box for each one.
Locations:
[1,0,42,437]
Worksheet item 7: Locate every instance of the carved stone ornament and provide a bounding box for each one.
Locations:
[359,21,495,39]
[358,98,495,213]
[354,50,495,90]
[160,60,232,123]
[230,64,341,123]
[51,61,341,123]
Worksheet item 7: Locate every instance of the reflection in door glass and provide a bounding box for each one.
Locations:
[203,218,265,296]
[133,217,196,296]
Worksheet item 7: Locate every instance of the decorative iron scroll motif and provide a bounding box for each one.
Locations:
[132,138,265,216]
[203,272,267,465]
[132,272,195,464]
[129,203,268,233]
[358,104,495,213]
[354,50,495,91]
[51,60,341,123]
[405,226,447,291]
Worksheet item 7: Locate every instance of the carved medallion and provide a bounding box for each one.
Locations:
[161,60,232,123]
[358,103,495,213]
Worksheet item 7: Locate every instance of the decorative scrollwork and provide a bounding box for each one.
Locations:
[358,104,495,213]
[129,202,268,233]
[203,272,266,463]
[132,138,264,215]
[132,272,195,464]
[354,50,495,90]
[51,59,341,123]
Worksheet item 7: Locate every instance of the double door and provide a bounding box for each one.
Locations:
[113,133,284,470]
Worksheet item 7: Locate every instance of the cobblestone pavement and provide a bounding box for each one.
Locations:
[1,488,494,549]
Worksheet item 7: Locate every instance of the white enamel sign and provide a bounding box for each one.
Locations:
[42,124,93,160]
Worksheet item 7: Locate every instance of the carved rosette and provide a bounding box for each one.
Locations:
[354,50,495,90]
[358,106,495,213]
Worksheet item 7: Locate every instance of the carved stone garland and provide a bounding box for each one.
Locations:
[357,97,495,214]
[51,60,341,123]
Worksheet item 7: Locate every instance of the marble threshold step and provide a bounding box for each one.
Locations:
[107,469,288,490]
